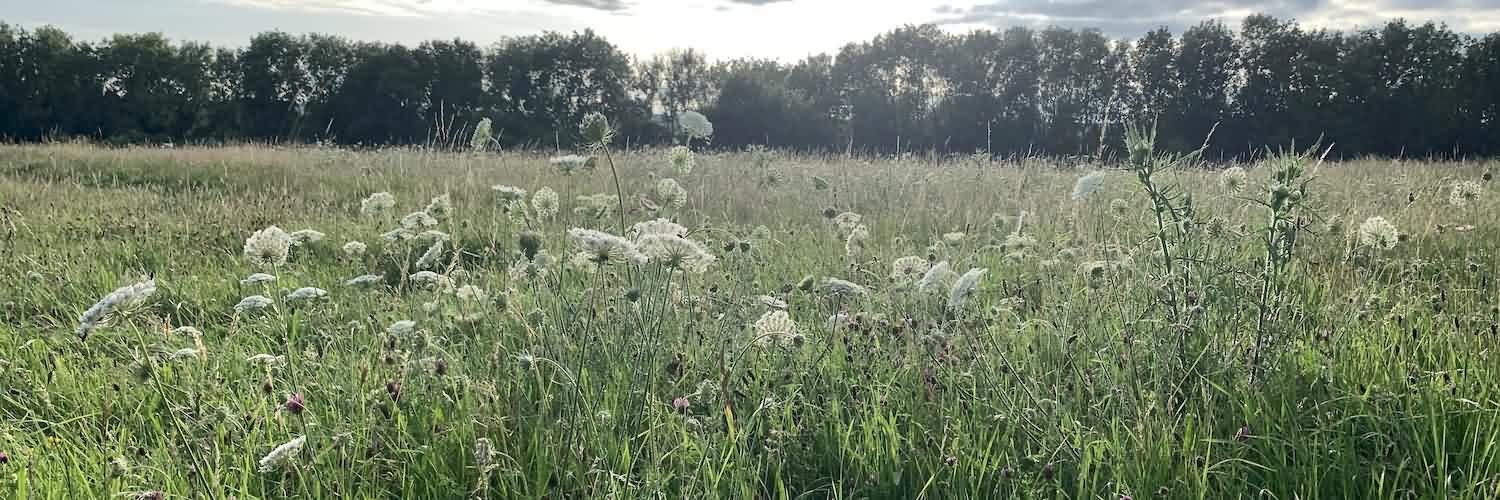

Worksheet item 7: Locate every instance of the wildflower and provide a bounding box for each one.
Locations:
[360,192,396,215]
[455,285,488,303]
[170,347,200,360]
[627,218,688,241]
[892,256,931,285]
[574,193,620,219]
[77,279,157,339]
[244,225,292,268]
[1109,198,1130,219]
[942,232,966,243]
[400,211,438,230]
[656,178,688,209]
[471,117,493,152]
[832,212,862,232]
[234,295,274,313]
[247,354,285,366]
[568,228,643,266]
[1220,167,1248,193]
[948,268,988,310]
[416,239,445,271]
[509,257,549,283]
[171,326,202,337]
[282,393,305,415]
[670,145,695,176]
[523,187,557,220]
[1450,180,1483,207]
[844,224,869,257]
[637,234,716,272]
[284,287,328,303]
[381,227,415,242]
[514,352,538,370]
[550,154,594,174]
[424,194,453,222]
[672,396,692,412]
[345,274,383,287]
[474,438,494,467]
[240,273,276,286]
[678,111,714,140]
[1358,216,1399,250]
[821,278,867,296]
[753,310,799,347]
[918,261,956,293]
[1070,170,1107,200]
[257,435,306,472]
[756,295,788,310]
[1234,425,1252,442]
[409,271,454,289]
[580,112,615,145]
[288,229,325,246]
[0,450,8,465]
[492,185,528,202]
[342,241,367,257]
[387,320,417,336]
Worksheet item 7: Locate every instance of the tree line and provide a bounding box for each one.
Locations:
[2,15,1499,159]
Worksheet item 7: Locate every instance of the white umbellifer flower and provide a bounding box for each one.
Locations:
[76,279,157,338]
[948,268,988,310]
[387,320,416,336]
[568,228,643,265]
[657,178,688,209]
[567,251,601,274]
[400,212,438,230]
[492,185,528,202]
[342,241,367,257]
[678,111,714,140]
[670,146,695,176]
[244,225,292,268]
[1358,216,1400,250]
[455,285,488,303]
[1450,180,1483,207]
[241,273,276,286]
[1220,166,1248,193]
[381,228,415,242]
[832,212,862,232]
[821,277,867,296]
[416,230,449,243]
[284,287,328,303]
[474,437,494,467]
[1109,198,1131,219]
[752,310,798,347]
[345,274,383,287]
[171,326,203,337]
[627,218,688,241]
[636,234,715,273]
[531,187,560,219]
[1070,170,1106,201]
[360,192,396,215]
[288,229,325,246]
[550,154,593,171]
[756,295,788,310]
[892,256,930,285]
[1003,233,1037,253]
[258,435,306,473]
[416,239,445,271]
[509,256,550,283]
[247,353,285,366]
[234,295,274,313]
[918,261,956,293]
[471,117,493,152]
[409,271,453,289]
[573,193,619,219]
[425,194,453,222]
[171,347,201,360]
[942,232,966,243]
[844,224,869,257]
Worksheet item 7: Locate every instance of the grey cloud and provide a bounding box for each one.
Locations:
[932,0,1500,37]
[541,0,629,12]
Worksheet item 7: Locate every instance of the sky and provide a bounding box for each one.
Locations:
[9,0,1500,61]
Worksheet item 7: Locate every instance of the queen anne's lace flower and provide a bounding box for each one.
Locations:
[235,295,274,313]
[568,228,642,265]
[258,435,306,473]
[77,279,157,339]
[284,287,328,303]
[1220,167,1248,193]
[360,192,396,215]
[627,218,688,241]
[636,234,715,273]
[342,241,367,256]
[288,229,324,246]
[244,226,292,268]
[670,146,695,176]
[948,268,987,310]
[1070,171,1106,200]
[492,185,528,202]
[532,187,559,219]
[657,178,688,209]
[678,111,714,140]
[1450,180,1483,207]
[892,256,930,285]
[752,310,799,347]
[1358,216,1399,250]
[240,273,276,286]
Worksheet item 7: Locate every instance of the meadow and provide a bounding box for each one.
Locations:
[0,135,1498,499]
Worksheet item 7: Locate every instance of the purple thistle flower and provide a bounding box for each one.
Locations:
[282,393,306,415]
[672,396,690,412]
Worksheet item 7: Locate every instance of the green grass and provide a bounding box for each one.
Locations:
[0,142,1498,499]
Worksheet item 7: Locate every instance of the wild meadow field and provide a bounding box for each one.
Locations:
[1,136,1498,499]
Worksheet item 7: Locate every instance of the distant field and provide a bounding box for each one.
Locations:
[1,142,1498,499]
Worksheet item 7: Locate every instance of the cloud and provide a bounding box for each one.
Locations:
[930,0,1500,36]
[541,0,629,11]
[725,0,796,4]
